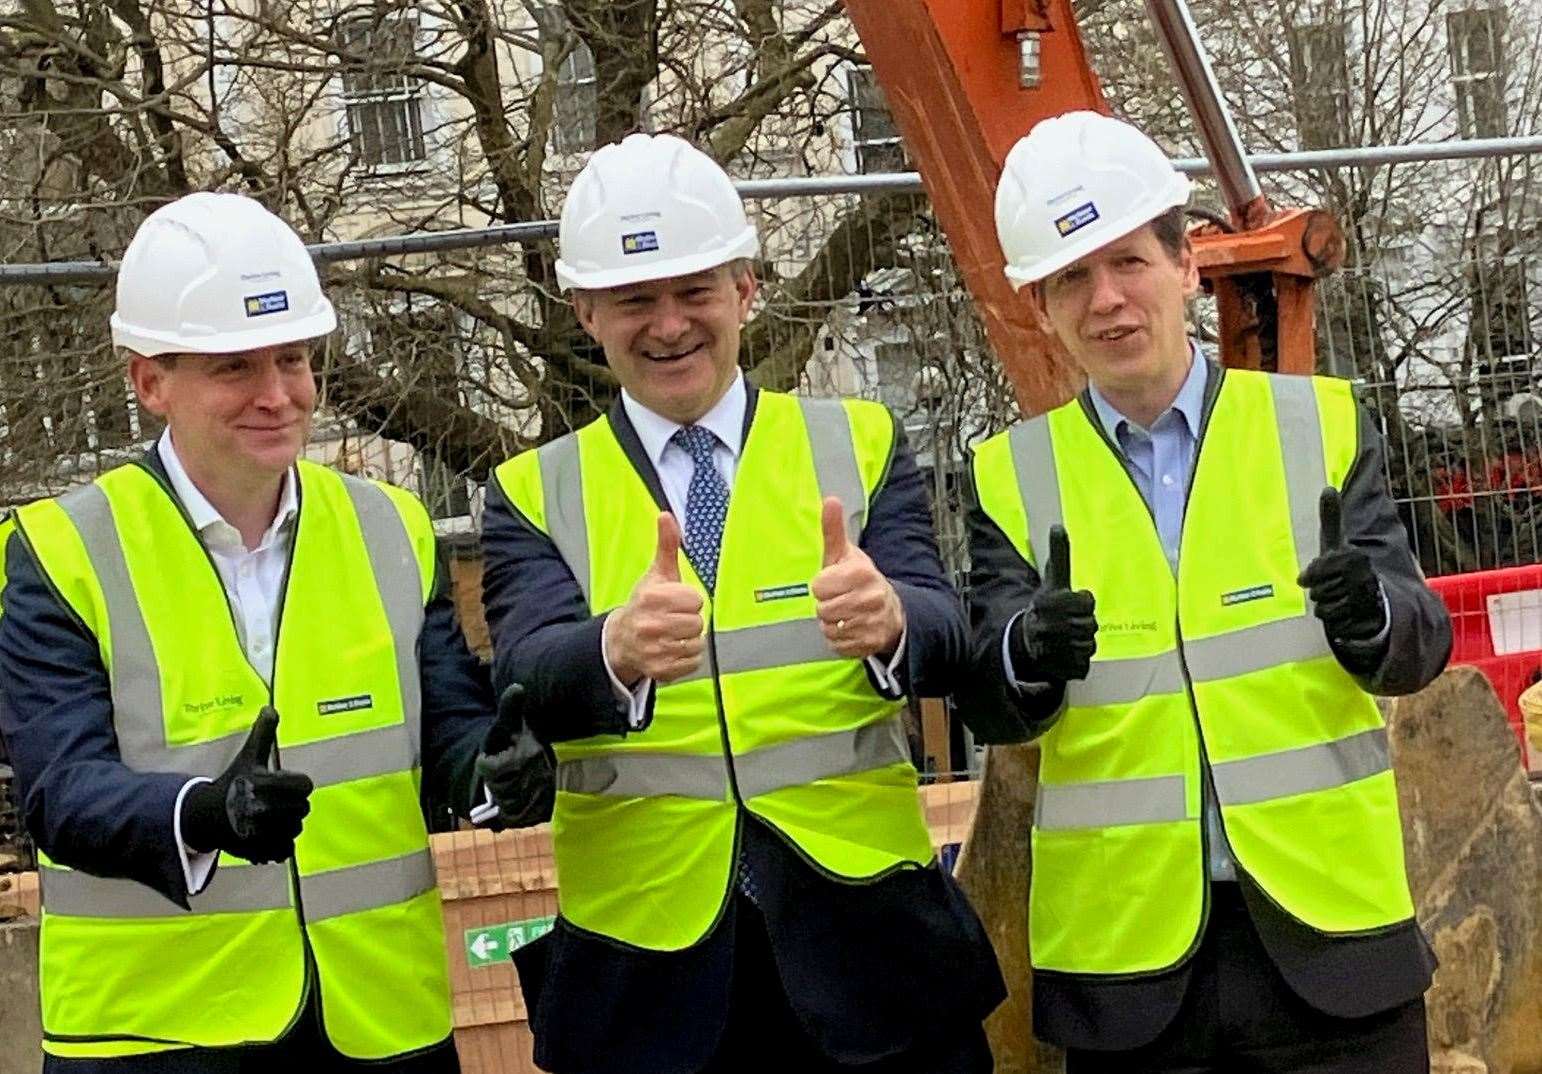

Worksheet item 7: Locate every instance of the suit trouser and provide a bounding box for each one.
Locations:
[40,987,460,1074]
[699,894,994,1074]
[1064,885,1428,1074]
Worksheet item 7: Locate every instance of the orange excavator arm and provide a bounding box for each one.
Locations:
[843,0,1344,414]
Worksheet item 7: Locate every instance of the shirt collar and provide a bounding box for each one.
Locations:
[621,372,748,469]
[157,430,298,546]
[1088,341,1209,443]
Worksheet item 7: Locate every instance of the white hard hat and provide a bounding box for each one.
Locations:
[110,192,337,356]
[555,133,760,291]
[994,111,1192,289]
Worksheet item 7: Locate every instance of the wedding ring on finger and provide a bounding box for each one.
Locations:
[836,618,847,633]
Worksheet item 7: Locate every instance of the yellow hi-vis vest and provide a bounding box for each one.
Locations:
[493,391,936,952]
[972,369,1415,977]
[14,460,454,1060]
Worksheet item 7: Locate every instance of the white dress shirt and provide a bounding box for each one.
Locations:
[603,375,906,724]
[159,431,299,895]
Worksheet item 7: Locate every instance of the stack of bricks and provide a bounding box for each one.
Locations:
[431,825,558,1074]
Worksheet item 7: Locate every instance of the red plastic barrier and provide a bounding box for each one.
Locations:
[1425,566,1542,765]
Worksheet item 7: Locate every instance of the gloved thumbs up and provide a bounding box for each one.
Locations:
[238,705,280,772]
[1043,524,1072,592]
[181,706,314,862]
[475,683,555,830]
[1014,524,1098,683]
[1298,485,1386,645]
[483,682,526,756]
[1318,487,1344,554]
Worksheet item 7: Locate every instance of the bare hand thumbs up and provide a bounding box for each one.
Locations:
[821,497,849,567]
[652,512,683,582]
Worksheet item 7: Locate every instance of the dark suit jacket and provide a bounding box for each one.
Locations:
[0,449,495,910]
[956,362,1450,1051]
[482,387,1005,1074]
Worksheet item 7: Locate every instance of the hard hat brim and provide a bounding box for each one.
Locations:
[1003,178,1191,290]
[556,227,759,292]
[110,303,338,357]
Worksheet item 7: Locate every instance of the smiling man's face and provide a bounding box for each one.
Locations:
[1032,222,1198,398]
[574,263,757,424]
[129,342,315,485]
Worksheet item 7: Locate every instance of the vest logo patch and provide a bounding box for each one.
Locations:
[183,694,244,717]
[1099,618,1160,635]
[755,583,810,603]
[1222,584,1275,607]
[243,290,289,317]
[318,694,373,716]
[1054,202,1100,237]
[621,230,659,255]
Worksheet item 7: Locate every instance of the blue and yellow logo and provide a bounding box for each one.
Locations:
[1053,202,1100,238]
[244,290,290,317]
[621,230,660,255]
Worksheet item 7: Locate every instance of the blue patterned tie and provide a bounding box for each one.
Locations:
[670,425,729,592]
[671,424,760,900]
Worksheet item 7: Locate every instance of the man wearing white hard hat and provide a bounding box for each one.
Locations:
[0,192,548,1072]
[959,110,1451,1070]
[480,133,1004,1073]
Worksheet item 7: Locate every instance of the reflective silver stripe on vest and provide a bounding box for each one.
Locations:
[557,751,728,799]
[1182,615,1333,684]
[557,715,909,800]
[53,483,248,775]
[280,724,417,790]
[1268,375,1327,576]
[737,716,910,799]
[302,848,437,923]
[1211,726,1390,807]
[1010,418,1061,571]
[39,862,291,918]
[1067,652,1187,708]
[1034,728,1392,831]
[538,433,590,603]
[679,618,837,683]
[798,397,868,542]
[341,476,426,769]
[1035,774,1190,830]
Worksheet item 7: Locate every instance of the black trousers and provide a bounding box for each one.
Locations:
[40,989,460,1074]
[699,895,995,1074]
[1065,886,1429,1074]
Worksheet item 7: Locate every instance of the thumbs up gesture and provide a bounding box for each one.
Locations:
[1297,487,1385,642]
[605,512,707,685]
[1014,525,1098,683]
[811,497,905,660]
[179,706,314,864]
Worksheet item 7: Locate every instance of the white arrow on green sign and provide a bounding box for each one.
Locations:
[464,916,555,968]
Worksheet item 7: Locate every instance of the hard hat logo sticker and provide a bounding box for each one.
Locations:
[244,290,290,317]
[621,230,660,255]
[1053,202,1100,238]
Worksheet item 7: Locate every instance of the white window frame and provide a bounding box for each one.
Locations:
[1288,19,1351,149]
[339,13,429,173]
[845,65,905,175]
[1448,7,1507,139]
[550,36,597,156]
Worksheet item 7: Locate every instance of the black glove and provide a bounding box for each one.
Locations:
[474,684,555,829]
[181,707,313,864]
[1012,525,1098,683]
[1297,487,1386,643]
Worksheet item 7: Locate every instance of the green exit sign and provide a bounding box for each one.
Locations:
[463,916,555,968]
